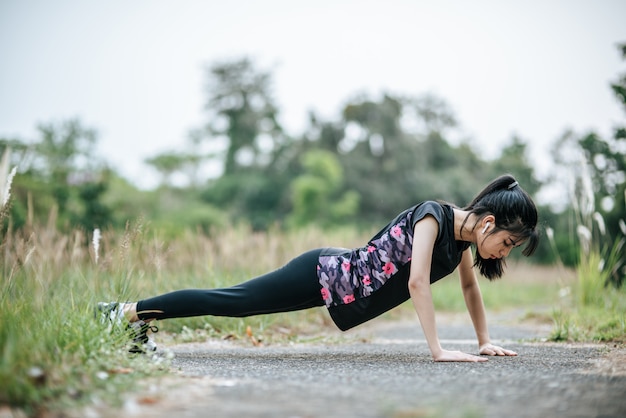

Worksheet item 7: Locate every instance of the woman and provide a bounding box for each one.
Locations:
[99,174,539,362]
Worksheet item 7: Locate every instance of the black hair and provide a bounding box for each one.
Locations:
[461,174,539,280]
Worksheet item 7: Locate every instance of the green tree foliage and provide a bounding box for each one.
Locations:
[288,150,359,228]
[1,119,113,230]
[595,43,626,237]
[144,129,208,190]
[489,136,541,196]
[204,57,285,175]
[308,93,494,223]
[76,175,112,229]
[145,152,189,188]
[611,43,626,107]
[191,57,543,232]
[203,170,289,230]
[547,43,626,283]
[100,172,156,226]
[579,131,625,227]
[198,58,296,229]
[338,94,413,221]
[36,120,99,213]
[0,56,556,263]
[578,43,626,286]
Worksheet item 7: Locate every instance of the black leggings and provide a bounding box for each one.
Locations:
[135,249,325,321]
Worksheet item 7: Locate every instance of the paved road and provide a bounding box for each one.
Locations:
[112,314,626,418]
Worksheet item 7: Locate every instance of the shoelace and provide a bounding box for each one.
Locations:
[132,321,159,338]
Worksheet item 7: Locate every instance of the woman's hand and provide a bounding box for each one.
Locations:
[433,349,488,362]
[479,343,518,357]
[432,344,517,362]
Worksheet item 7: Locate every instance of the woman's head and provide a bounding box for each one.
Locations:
[462,174,539,280]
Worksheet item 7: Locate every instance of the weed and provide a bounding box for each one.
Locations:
[547,156,626,342]
[550,309,577,341]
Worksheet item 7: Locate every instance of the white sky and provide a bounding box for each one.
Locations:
[1,0,625,202]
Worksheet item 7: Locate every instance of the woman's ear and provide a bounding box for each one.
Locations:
[481,215,496,234]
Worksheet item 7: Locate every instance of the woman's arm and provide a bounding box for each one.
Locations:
[458,249,517,356]
[409,216,486,362]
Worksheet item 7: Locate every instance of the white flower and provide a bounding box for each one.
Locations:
[93,228,101,264]
[2,166,17,207]
[545,226,554,241]
[576,225,592,255]
[592,212,606,236]
[579,160,595,217]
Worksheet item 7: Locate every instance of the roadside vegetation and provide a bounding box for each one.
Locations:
[546,163,626,343]
[1,211,622,416]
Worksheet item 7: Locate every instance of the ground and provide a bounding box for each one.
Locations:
[69,311,626,418]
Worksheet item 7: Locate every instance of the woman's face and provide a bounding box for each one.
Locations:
[477,229,523,260]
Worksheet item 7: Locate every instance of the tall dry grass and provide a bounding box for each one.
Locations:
[0,205,375,414]
[1,220,166,415]
[547,158,626,342]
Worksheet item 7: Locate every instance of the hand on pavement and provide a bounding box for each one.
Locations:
[479,343,518,357]
[433,349,488,362]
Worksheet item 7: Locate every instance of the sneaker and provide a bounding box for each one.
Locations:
[95,302,159,353]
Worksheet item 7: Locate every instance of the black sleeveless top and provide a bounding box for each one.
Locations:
[316,201,471,330]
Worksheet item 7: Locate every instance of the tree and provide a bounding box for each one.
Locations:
[288,150,359,228]
[76,174,112,229]
[145,152,188,188]
[34,119,99,215]
[203,58,285,175]
[4,119,113,230]
[196,58,302,229]
[338,94,422,221]
[490,136,541,197]
[404,94,458,136]
[548,43,626,285]
[578,43,626,286]
[333,93,488,222]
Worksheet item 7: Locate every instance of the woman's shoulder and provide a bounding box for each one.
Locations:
[412,200,450,220]
[409,201,457,237]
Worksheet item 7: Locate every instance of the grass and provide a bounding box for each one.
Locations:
[545,160,626,343]
[548,242,626,343]
[430,261,568,313]
[0,220,366,415]
[0,214,622,416]
[0,224,171,416]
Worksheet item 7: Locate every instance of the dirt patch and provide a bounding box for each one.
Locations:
[583,344,626,377]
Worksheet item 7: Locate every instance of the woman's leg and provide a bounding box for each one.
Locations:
[134,249,324,321]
